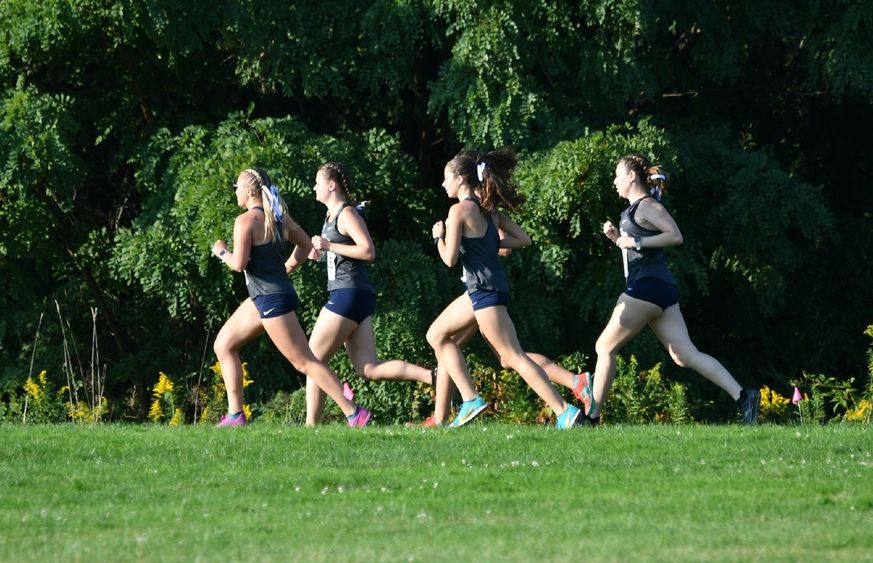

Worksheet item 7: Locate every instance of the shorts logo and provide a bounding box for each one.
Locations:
[263,307,276,316]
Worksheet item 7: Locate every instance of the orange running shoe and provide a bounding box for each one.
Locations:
[420,415,438,427]
[571,372,595,415]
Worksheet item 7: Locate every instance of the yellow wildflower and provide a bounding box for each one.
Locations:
[148,399,163,422]
[199,406,211,424]
[761,386,789,408]
[243,404,252,422]
[89,397,108,423]
[169,408,183,427]
[152,372,174,397]
[241,362,254,388]
[23,375,42,400]
[66,401,81,421]
[846,399,871,422]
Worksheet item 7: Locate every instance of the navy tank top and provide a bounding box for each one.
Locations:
[618,196,676,286]
[244,237,296,298]
[459,197,510,294]
[321,203,375,294]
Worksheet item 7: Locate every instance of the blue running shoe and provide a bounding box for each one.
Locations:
[449,396,487,428]
[555,405,581,429]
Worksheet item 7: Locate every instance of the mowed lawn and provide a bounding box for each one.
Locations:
[1,423,871,562]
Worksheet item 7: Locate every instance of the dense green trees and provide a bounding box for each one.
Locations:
[1,1,870,420]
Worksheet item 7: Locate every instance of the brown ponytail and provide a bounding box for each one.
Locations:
[618,154,668,201]
[447,147,525,212]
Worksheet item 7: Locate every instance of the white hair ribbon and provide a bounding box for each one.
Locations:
[476,161,486,183]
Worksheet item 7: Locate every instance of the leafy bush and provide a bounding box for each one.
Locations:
[474,362,545,425]
[256,388,327,426]
[795,372,858,424]
[794,325,873,424]
[21,370,67,423]
[603,356,691,424]
[758,386,793,423]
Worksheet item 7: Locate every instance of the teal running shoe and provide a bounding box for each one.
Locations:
[555,405,581,429]
[449,396,487,428]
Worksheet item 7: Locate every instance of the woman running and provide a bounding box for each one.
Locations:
[585,153,759,423]
[426,149,581,429]
[304,162,434,426]
[211,167,371,427]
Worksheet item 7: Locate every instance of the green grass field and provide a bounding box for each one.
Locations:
[1,423,871,562]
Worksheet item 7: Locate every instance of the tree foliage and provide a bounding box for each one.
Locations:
[0,0,869,419]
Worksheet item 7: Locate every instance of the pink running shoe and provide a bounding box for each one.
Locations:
[346,406,372,428]
[216,412,247,427]
[343,382,355,401]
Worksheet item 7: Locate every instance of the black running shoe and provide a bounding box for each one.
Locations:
[579,413,601,427]
[737,388,761,424]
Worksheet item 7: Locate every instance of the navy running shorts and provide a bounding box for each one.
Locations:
[624,277,679,310]
[252,291,300,319]
[323,288,377,324]
[468,289,510,311]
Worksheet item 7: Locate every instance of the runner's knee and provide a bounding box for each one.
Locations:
[426,325,448,349]
[359,363,378,379]
[213,334,233,358]
[289,355,319,375]
[499,351,524,370]
[595,334,618,357]
[669,346,697,368]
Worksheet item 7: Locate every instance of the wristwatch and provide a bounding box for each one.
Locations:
[633,236,642,251]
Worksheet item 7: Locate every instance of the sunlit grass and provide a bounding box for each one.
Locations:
[1,423,871,561]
